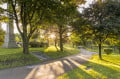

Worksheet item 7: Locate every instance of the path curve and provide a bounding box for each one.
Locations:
[0,49,96,79]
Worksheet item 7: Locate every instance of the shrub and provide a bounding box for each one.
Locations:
[104,48,113,55]
[29,42,40,47]
[29,42,47,47]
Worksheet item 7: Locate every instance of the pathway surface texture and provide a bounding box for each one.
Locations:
[0,49,96,79]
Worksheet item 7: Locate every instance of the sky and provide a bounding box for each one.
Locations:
[1,0,94,33]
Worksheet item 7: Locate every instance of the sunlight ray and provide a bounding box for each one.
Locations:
[67,58,108,79]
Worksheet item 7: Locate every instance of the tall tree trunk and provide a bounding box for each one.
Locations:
[59,33,63,51]
[47,38,49,47]
[98,43,102,60]
[54,39,59,51]
[22,24,29,54]
[59,25,63,51]
[23,38,29,54]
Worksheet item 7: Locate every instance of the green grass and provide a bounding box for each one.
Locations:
[0,48,44,55]
[86,47,99,53]
[44,46,80,59]
[86,46,120,54]
[0,48,43,69]
[0,46,79,69]
[57,55,120,79]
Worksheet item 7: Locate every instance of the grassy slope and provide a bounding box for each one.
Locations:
[44,46,80,59]
[0,48,43,69]
[57,55,120,79]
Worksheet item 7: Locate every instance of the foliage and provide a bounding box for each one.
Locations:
[15,33,22,42]
[72,0,120,59]
[0,25,5,46]
[45,0,85,51]
[83,1,115,43]
[104,48,113,55]
[70,33,81,46]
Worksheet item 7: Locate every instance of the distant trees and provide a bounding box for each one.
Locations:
[43,0,84,51]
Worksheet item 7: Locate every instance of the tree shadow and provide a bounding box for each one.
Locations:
[62,57,120,79]
[25,57,94,79]
[102,59,120,66]
[25,56,120,79]
[82,61,120,79]
[59,59,95,79]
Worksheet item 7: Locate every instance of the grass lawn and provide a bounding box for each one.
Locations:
[0,48,43,69]
[86,46,120,55]
[57,55,120,79]
[44,46,80,59]
[0,46,80,69]
[86,47,99,53]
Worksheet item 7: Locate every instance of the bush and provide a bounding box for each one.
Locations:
[29,42,40,47]
[29,42,47,47]
[104,48,113,55]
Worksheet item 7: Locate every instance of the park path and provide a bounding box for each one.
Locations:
[0,49,96,79]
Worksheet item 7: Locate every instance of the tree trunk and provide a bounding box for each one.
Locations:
[98,43,102,60]
[59,33,63,51]
[72,43,75,48]
[54,39,59,51]
[22,36,29,54]
[118,47,120,54]
[23,42,29,54]
[22,24,29,54]
[59,25,63,51]
[47,39,49,47]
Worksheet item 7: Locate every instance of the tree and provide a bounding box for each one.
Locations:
[48,0,81,51]
[2,0,61,54]
[71,0,120,59]
[71,14,91,46]
[106,0,120,54]
[82,0,120,59]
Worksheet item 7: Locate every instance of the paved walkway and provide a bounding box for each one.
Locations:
[31,51,50,61]
[0,49,96,79]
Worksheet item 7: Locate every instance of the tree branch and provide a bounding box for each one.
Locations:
[10,0,23,35]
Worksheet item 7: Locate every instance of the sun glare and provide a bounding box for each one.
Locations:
[50,34,55,38]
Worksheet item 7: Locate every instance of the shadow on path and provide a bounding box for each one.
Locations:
[25,49,96,79]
